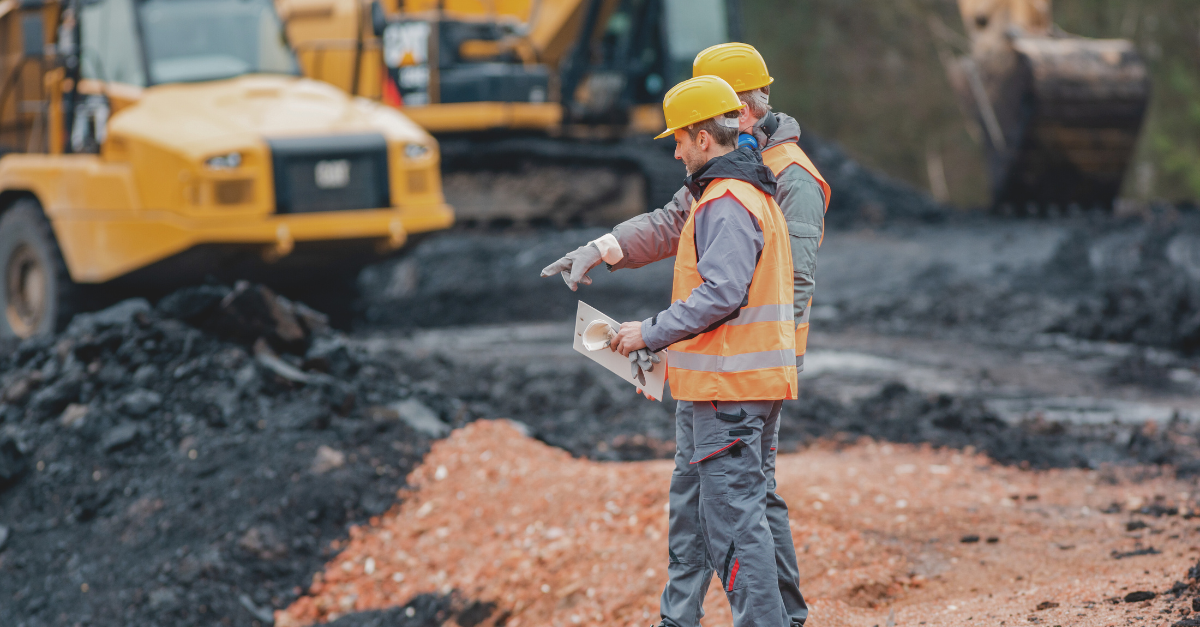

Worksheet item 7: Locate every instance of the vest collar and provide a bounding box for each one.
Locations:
[762,112,802,153]
[684,146,778,200]
[758,112,780,143]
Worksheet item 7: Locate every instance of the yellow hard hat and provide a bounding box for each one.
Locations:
[655,75,745,140]
[693,42,774,92]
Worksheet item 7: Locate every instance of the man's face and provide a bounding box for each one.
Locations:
[674,129,707,175]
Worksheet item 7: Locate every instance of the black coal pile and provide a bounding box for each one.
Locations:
[0,282,465,627]
[782,382,1200,473]
[799,131,948,227]
[827,209,1200,356]
[1049,213,1200,354]
[322,593,495,627]
[355,129,949,331]
[382,351,677,462]
[356,229,673,331]
[368,342,1200,473]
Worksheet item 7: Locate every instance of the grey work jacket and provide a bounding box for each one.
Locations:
[610,113,827,366]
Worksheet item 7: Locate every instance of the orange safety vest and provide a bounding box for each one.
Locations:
[666,178,798,401]
[762,141,830,213]
[762,140,831,364]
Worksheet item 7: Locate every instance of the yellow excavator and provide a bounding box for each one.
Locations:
[943,0,1151,211]
[278,0,738,226]
[0,0,454,338]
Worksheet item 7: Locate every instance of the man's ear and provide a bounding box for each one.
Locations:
[738,105,753,126]
[696,130,709,152]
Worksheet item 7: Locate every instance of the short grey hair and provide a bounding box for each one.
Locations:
[738,86,771,118]
[686,110,740,148]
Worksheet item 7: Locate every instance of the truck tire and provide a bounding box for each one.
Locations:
[0,199,77,339]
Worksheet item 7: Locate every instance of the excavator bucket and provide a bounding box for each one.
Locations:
[950,36,1150,210]
[948,0,1151,211]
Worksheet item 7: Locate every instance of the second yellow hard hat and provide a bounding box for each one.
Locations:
[655,75,745,140]
[693,42,774,92]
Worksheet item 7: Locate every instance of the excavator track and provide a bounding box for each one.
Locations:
[437,135,686,229]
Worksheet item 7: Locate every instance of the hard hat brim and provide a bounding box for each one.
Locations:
[655,102,746,140]
[742,75,775,92]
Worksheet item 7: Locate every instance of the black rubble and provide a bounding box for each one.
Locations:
[0,283,461,627]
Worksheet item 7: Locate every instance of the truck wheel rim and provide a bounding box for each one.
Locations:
[5,244,46,338]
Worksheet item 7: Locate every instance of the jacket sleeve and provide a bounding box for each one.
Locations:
[774,163,827,322]
[640,193,764,352]
[607,185,692,270]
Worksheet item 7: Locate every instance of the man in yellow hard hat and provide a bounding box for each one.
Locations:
[541,43,824,627]
[607,74,797,627]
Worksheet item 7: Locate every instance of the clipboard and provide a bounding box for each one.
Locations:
[572,301,666,401]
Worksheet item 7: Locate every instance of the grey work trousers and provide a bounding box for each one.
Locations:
[660,400,808,627]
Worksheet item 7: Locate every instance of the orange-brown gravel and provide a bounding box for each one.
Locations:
[278,420,1200,627]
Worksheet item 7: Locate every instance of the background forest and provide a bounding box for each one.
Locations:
[743,0,1200,207]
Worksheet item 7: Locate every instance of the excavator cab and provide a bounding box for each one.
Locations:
[369,0,731,129]
[281,0,735,226]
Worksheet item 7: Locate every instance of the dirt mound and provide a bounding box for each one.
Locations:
[0,283,463,627]
[278,420,1200,627]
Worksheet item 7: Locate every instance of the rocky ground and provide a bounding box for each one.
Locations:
[0,284,467,627]
[4,151,1200,626]
[279,420,1200,627]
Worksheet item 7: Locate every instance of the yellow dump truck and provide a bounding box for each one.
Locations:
[278,0,735,226]
[0,0,454,338]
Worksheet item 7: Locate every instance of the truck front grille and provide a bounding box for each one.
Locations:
[267,134,391,214]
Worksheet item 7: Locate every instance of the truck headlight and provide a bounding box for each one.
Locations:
[205,152,243,170]
[404,143,430,160]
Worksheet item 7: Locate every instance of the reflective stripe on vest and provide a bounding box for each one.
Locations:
[725,304,792,326]
[666,178,797,401]
[667,349,797,372]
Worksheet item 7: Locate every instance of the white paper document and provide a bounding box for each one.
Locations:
[572,301,666,401]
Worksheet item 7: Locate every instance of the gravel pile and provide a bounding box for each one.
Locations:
[0,283,464,627]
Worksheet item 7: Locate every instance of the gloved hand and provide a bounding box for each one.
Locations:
[629,348,660,386]
[540,243,603,291]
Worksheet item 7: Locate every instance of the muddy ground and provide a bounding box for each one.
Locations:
[4,146,1200,626]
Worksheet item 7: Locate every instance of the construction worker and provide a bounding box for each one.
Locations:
[607,73,795,627]
[541,43,825,627]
